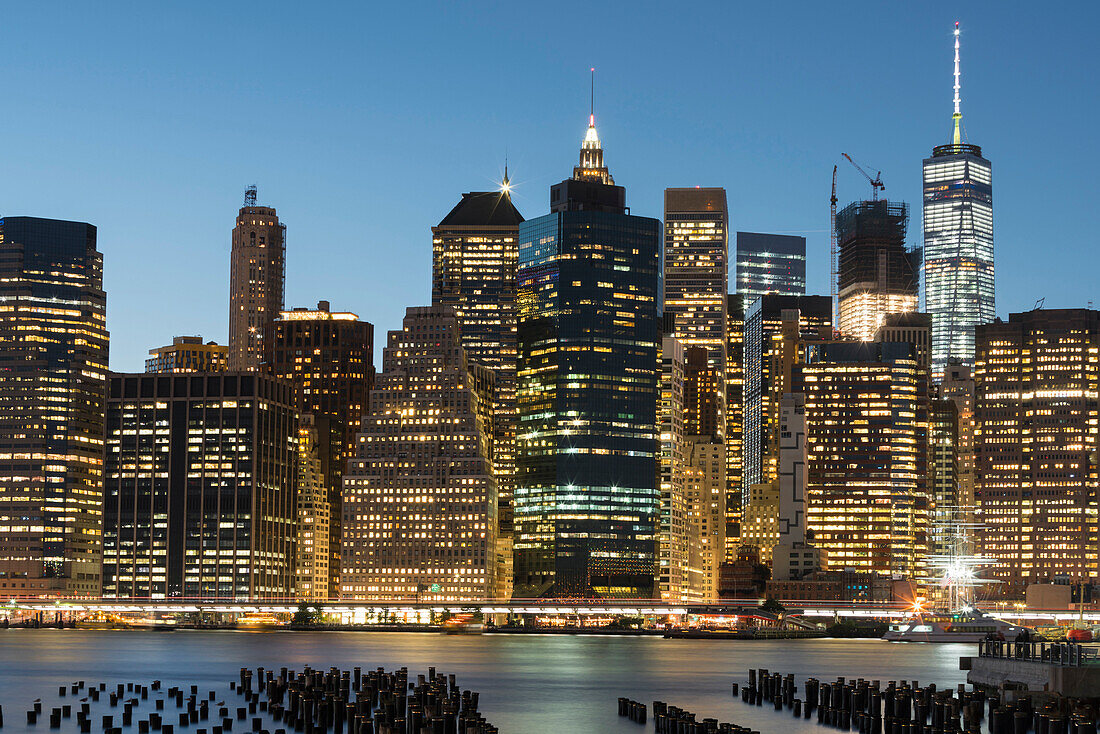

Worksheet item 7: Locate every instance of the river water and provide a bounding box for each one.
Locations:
[0,630,977,733]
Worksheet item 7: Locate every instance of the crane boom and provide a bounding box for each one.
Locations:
[842,152,885,201]
[830,165,838,325]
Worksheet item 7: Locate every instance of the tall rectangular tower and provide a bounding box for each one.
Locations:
[432,187,523,538]
[975,309,1099,591]
[657,331,687,601]
[515,114,661,598]
[228,187,285,371]
[941,363,976,510]
[0,217,108,597]
[923,22,994,380]
[735,232,806,308]
[724,294,744,558]
[663,188,728,409]
[928,396,960,557]
[267,300,374,598]
[743,294,832,498]
[103,373,298,600]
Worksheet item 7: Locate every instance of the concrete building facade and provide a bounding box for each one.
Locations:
[103,373,298,600]
[146,336,228,374]
[341,306,499,601]
[228,188,284,371]
[975,310,1099,590]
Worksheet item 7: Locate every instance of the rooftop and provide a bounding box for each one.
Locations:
[437,191,524,227]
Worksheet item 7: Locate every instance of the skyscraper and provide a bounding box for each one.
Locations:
[146,336,228,373]
[663,188,728,412]
[663,189,729,599]
[794,342,931,576]
[681,347,726,599]
[228,186,285,371]
[923,22,994,380]
[340,306,500,602]
[836,200,920,341]
[928,396,960,558]
[735,232,807,308]
[657,329,687,601]
[432,184,523,537]
[724,294,744,559]
[940,363,976,510]
[743,294,832,498]
[295,414,331,601]
[267,300,373,598]
[514,111,661,599]
[770,393,826,582]
[0,217,108,597]
[102,373,298,599]
[975,309,1099,591]
[683,437,725,600]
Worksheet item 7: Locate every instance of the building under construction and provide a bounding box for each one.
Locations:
[836,200,920,340]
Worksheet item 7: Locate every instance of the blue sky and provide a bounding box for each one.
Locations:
[1,2,1096,369]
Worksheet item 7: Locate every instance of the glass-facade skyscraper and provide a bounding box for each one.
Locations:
[735,232,806,309]
[0,217,108,597]
[923,25,993,380]
[514,114,661,599]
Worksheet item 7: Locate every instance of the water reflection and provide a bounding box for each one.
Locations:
[0,631,974,733]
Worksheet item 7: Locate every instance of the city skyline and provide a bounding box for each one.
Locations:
[0,4,1095,370]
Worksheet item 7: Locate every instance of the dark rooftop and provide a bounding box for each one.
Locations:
[437,191,524,227]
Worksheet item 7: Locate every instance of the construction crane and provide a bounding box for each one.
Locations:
[830,165,838,326]
[842,153,885,201]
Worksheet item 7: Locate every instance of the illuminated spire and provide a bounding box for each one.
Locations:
[952,21,962,145]
[501,153,511,193]
[573,68,614,184]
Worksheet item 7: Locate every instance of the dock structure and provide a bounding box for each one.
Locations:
[961,641,1100,700]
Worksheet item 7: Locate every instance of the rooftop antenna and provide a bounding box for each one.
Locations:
[590,67,595,125]
[1034,297,1045,311]
[244,185,257,207]
[952,21,962,145]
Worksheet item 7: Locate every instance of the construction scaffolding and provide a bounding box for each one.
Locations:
[835,200,919,340]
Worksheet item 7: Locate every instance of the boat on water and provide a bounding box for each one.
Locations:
[884,608,1025,643]
[886,510,1026,642]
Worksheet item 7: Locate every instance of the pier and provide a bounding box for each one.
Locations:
[961,641,1100,700]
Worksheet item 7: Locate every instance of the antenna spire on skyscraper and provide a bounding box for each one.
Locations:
[590,67,595,124]
[952,21,962,145]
